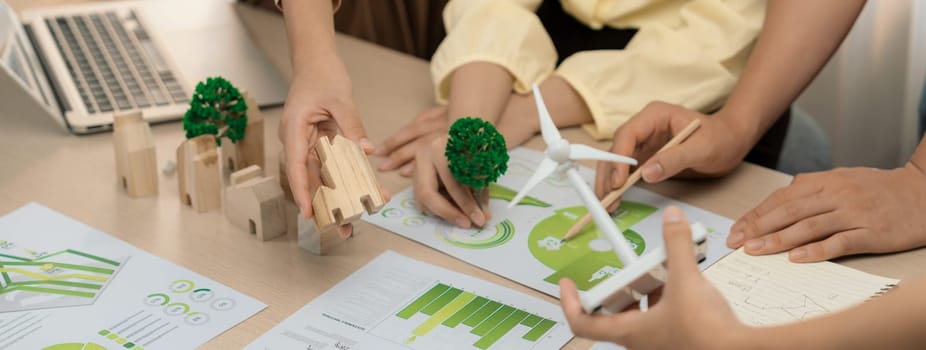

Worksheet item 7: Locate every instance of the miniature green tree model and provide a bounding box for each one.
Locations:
[182,76,248,146]
[445,117,509,205]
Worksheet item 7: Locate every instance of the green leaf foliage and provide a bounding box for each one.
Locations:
[182,76,248,145]
[445,117,509,190]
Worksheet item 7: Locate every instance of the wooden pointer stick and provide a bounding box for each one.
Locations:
[562,119,702,241]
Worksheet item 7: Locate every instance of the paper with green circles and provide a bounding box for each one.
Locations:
[364,148,736,297]
[0,203,265,349]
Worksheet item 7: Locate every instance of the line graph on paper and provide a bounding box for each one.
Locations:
[743,295,829,322]
[703,249,896,327]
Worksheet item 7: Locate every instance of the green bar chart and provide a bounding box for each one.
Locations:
[395,283,559,349]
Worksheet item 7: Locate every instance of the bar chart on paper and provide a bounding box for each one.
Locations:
[247,251,572,350]
[369,283,560,349]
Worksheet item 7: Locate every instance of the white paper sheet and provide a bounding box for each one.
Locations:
[247,251,574,350]
[364,148,735,297]
[0,203,265,349]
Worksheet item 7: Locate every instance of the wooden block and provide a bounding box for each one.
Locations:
[177,135,222,212]
[113,111,158,197]
[278,150,294,202]
[224,165,286,241]
[311,135,385,232]
[219,91,265,174]
[238,91,265,169]
[297,214,348,255]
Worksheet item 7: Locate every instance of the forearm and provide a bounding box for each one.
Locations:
[282,0,339,75]
[739,278,926,350]
[446,62,514,125]
[495,75,591,147]
[719,0,866,144]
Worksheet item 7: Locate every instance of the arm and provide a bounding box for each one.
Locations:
[376,0,550,173]
[278,0,386,237]
[282,0,341,75]
[597,0,866,197]
[718,0,867,146]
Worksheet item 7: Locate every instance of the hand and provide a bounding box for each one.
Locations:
[596,102,750,210]
[375,106,449,177]
[560,206,746,349]
[729,164,926,262]
[279,54,383,237]
[413,135,490,229]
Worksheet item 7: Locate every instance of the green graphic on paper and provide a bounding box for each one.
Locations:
[529,202,657,290]
[43,343,108,350]
[488,183,551,207]
[395,283,557,349]
[437,220,515,249]
[0,248,123,312]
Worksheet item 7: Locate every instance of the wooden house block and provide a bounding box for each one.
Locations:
[113,111,158,197]
[278,150,294,202]
[224,165,286,241]
[297,214,349,255]
[220,91,265,174]
[177,135,222,212]
[238,91,265,169]
[311,135,385,232]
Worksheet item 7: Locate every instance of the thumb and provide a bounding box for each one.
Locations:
[329,101,374,154]
[640,142,696,183]
[662,206,699,277]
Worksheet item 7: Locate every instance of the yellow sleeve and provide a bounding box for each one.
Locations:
[430,0,555,104]
[555,0,765,140]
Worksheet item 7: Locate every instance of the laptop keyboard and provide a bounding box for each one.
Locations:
[45,11,188,115]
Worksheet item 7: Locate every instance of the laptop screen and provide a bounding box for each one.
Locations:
[0,1,54,111]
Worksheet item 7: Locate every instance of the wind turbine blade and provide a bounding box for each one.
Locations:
[508,158,558,208]
[532,84,562,145]
[569,144,638,165]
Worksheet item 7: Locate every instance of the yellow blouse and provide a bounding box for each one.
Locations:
[431,0,766,139]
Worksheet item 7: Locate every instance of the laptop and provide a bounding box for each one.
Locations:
[0,0,287,133]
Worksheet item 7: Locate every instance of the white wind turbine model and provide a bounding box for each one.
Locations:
[508,84,640,266]
[511,85,711,315]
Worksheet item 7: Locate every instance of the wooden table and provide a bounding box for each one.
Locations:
[2,2,924,349]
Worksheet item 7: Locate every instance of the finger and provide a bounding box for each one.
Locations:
[378,183,392,203]
[740,193,834,243]
[399,162,415,177]
[662,206,699,277]
[285,123,317,218]
[595,159,614,198]
[414,150,471,228]
[607,199,621,213]
[376,121,432,157]
[338,224,353,238]
[302,152,324,218]
[729,179,824,247]
[432,150,485,227]
[788,229,870,262]
[559,279,639,342]
[379,141,421,171]
[640,140,703,183]
[609,125,639,190]
[329,100,374,154]
[742,211,846,256]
